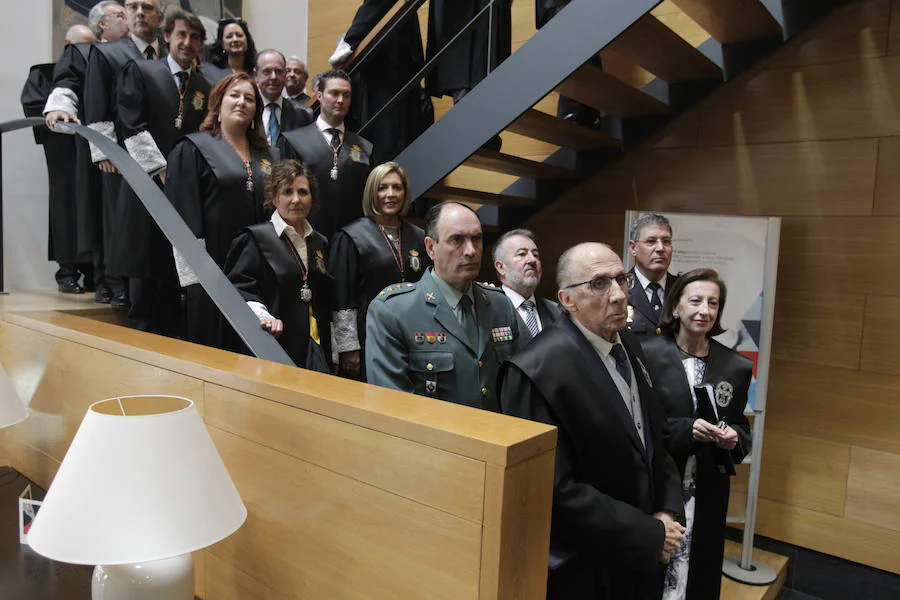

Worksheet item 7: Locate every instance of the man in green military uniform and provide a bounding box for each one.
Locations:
[366,202,522,411]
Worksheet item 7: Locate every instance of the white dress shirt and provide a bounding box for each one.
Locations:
[247,211,313,321]
[131,34,160,59]
[571,319,646,446]
[262,96,284,140]
[502,285,543,333]
[634,267,667,305]
[315,115,345,147]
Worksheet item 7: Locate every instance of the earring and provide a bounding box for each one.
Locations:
[672,313,679,320]
[217,113,221,123]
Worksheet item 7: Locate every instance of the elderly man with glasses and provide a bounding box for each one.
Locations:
[499,242,684,600]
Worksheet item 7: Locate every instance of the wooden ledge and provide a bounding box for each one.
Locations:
[3,310,556,467]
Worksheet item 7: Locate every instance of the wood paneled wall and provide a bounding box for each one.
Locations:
[0,311,556,599]
[524,0,900,575]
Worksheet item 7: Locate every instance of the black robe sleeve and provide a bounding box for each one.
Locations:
[224,231,267,306]
[328,228,362,353]
[499,363,666,564]
[84,48,118,162]
[345,0,397,48]
[117,60,165,173]
[165,141,215,239]
[52,45,86,98]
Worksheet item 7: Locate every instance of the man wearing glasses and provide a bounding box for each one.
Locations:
[627,213,677,343]
[499,242,684,600]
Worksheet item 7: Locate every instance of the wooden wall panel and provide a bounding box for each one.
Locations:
[755,497,900,574]
[766,360,900,456]
[765,0,890,69]
[758,430,850,517]
[204,383,486,523]
[777,217,900,296]
[634,140,878,216]
[771,290,865,369]
[697,56,900,146]
[860,294,900,375]
[208,427,482,600]
[844,445,900,533]
[873,136,900,215]
[888,0,900,55]
[204,552,289,600]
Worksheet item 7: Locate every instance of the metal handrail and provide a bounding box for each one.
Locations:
[0,117,295,366]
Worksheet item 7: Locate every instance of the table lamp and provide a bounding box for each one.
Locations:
[0,362,29,428]
[27,395,247,599]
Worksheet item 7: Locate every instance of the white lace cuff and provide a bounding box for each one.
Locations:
[43,88,79,133]
[88,121,116,162]
[124,130,166,174]
[331,308,360,353]
[173,238,204,287]
[247,301,274,322]
[329,36,353,66]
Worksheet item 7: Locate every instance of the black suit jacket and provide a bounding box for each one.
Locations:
[626,268,678,343]
[509,294,561,340]
[278,99,313,138]
[278,124,374,241]
[499,316,682,600]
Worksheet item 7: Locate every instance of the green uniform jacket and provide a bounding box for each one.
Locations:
[365,268,523,411]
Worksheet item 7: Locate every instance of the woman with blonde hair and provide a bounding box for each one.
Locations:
[328,162,431,380]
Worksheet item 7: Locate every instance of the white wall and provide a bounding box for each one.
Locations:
[1,0,55,291]
[243,0,309,62]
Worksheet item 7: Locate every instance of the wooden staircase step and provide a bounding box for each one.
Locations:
[669,0,782,44]
[505,109,619,150]
[609,13,722,82]
[429,184,536,207]
[555,64,669,118]
[464,150,576,180]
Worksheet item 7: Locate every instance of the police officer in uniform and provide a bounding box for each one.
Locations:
[366,202,522,412]
[627,213,678,345]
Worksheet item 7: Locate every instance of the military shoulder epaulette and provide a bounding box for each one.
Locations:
[377,282,416,300]
[476,281,504,292]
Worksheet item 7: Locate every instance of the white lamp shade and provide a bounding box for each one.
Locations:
[27,395,247,565]
[0,363,29,428]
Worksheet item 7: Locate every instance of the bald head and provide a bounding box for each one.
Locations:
[65,24,97,45]
[557,243,629,342]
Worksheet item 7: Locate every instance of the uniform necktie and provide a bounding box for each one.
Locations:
[459,295,478,345]
[521,299,540,338]
[647,281,663,317]
[175,71,188,93]
[143,45,156,60]
[267,103,280,146]
[327,127,342,151]
[610,343,632,387]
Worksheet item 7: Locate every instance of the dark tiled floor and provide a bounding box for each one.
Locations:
[778,590,822,600]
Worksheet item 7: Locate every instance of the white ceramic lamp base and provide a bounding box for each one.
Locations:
[92,553,194,600]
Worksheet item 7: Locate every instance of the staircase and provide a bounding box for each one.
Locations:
[380,0,842,230]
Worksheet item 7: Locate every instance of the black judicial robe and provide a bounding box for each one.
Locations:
[343,0,433,163]
[224,222,335,368]
[109,57,212,278]
[85,38,142,269]
[642,336,751,600]
[278,124,374,242]
[499,318,683,600]
[536,0,570,28]
[425,0,512,97]
[166,133,271,348]
[328,217,430,379]
[51,42,106,258]
[21,62,83,264]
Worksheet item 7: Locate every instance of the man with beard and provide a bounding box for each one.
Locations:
[493,228,559,340]
[43,1,130,303]
[278,69,373,242]
[255,49,311,147]
[112,9,211,335]
[366,202,522,411]
[627,213,678,344]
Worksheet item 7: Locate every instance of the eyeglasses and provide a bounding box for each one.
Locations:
[563,273,635,296]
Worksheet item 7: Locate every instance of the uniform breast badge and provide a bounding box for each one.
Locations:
[192,91,205,111]
[409,250,421,272]
[491,326,513,343]
[715,381,734,407]
[425,332,436,344]
[315,250,327,274]
[414,332,424,344]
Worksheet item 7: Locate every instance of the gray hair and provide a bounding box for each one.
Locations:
[88,1,120,37]
[286,56,308,76]
[492,228,536,263]
[628,212,672,242]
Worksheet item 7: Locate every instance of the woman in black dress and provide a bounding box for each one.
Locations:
[642,268,752,600]
[328,162,430,380]
[208,18,257,76]
[224,160,335,371]
[166,72,272,348]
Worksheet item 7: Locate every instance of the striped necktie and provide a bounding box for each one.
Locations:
[521,300,540,338]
